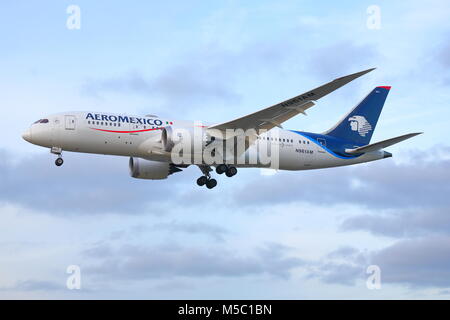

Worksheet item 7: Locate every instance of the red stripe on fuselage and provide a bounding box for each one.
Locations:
[90,127,163,133]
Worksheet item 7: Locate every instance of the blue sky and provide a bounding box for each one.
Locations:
[1,0,450,299]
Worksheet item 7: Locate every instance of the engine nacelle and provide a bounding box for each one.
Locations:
[161,126,176,152]
[161,125,209,153]
[129,157,170,180]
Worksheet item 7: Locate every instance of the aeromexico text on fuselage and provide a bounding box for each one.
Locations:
[85,113,173,127]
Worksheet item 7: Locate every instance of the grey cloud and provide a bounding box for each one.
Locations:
[233,147,450,211]
[104,221,230,242]
[306,246,369,286]
[232,147,450,245]
[308,262,365,286]
[0,280,63,292]
[153,280,194,292]
[82,67,241,108]
[0,149,193,215]
[83,242,303,280]
[80,38,295,99]
[435,38,450,85]
[149,221,230,241]
[341,207,450,238]
[306,237,450,289]
[308,41,379,79]
[326,246,361,259]
[282,147,450,290]
[437,38,450,68]
[79,38,305,116]
[82,72,151,97]
[371,237,450,288]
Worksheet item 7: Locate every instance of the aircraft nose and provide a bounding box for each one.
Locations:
[22,128,32,142]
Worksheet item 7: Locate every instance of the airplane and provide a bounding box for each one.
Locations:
[22,68,421,189]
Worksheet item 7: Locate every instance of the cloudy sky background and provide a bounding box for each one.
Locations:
[1,0,450,299]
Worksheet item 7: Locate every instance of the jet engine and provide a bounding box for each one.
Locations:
[161,125,210,153]
[129,157,182,180]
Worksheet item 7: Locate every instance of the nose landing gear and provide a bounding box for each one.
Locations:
[51,147,64,167]
[55,157,64,167]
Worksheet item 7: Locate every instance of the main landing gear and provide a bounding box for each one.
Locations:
[196,176,217,189]
[196,165,217,189]
[196,164,238,189]
[215,164,237,177]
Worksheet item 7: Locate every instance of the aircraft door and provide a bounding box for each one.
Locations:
[65,115,76,130]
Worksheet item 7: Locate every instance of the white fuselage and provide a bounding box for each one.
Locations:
[22,111,385,170]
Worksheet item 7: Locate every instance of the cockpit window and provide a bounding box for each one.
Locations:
[33,119,49,124]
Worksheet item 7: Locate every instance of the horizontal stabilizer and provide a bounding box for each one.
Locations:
[345,132,422,154]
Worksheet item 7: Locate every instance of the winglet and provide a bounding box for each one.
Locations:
[310,67,376,101]
[334,68,376,81]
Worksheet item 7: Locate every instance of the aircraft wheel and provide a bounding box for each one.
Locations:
[206,178,217,189]
[225,166,237,177]
[55,158,64,167]
[216,164,227,174]
[197,176,208,186]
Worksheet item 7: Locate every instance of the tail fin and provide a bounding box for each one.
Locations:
[325,86,391,145]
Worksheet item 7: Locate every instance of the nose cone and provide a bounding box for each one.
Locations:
[22,128,32,142]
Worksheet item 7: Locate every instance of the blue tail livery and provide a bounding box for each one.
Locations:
[324,86,391,146]
[290,85,420,159]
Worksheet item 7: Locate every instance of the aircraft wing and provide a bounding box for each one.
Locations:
[207,68,375,136]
